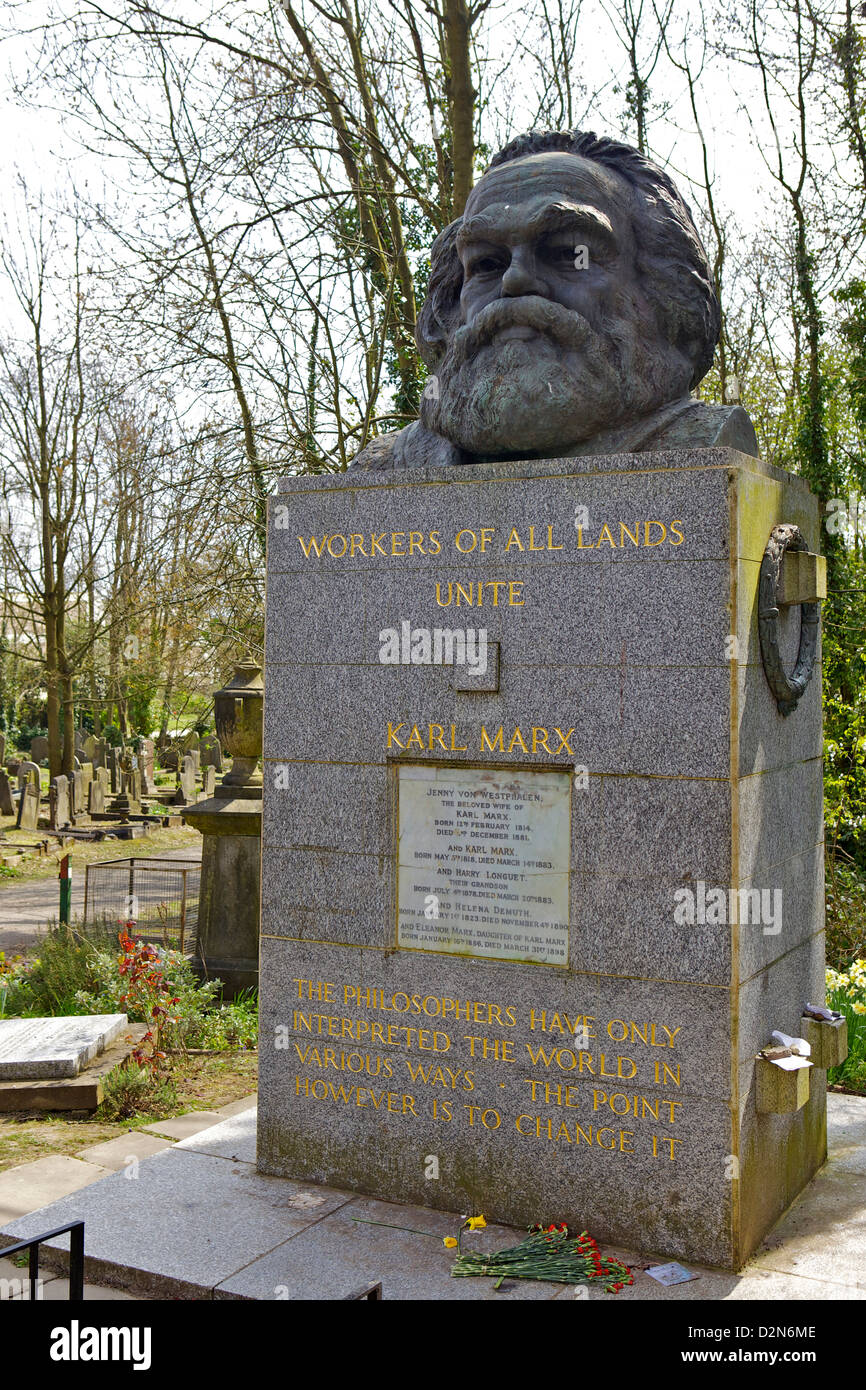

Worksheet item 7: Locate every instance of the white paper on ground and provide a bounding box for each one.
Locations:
[645,1262,697,1286]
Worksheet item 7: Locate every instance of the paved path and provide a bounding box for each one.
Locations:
[0,1093,863,1300]
[0,846,202,955]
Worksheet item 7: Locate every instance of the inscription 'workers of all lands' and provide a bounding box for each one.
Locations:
[397,764,570,965]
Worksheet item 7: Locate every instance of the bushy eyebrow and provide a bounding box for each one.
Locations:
[457,200,618,254]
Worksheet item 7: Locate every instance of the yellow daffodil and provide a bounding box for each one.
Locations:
[853,1002,866,1016]
[443,1236,458,1248]
[465,1215,486,1231]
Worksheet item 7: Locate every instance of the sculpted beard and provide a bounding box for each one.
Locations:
[420,295,680,455]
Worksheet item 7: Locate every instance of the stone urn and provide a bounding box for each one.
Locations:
[214,657,263,789]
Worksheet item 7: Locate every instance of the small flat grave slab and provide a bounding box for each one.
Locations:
[76,1133,174,1171]
[0,1014,128,1080]
[139,1111,224,1141]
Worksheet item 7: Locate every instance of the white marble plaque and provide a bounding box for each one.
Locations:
[397,764,570,964]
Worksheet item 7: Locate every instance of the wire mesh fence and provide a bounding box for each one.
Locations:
[83,858,201,953]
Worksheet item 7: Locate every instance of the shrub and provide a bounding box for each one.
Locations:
[826,856,866,970]
[97,1063,177,1121]
[826,960,866,1093]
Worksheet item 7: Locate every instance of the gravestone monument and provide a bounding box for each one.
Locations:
[258,129,828,1271]
[140,738,156,792]
[110,748,122,794]
[161,746,180,772]
[49,775,71,831]
[201,765,216,797]
[16,782,39,832]
[30,735,49,765]
[179,755,196,805]
[183,660,263,997]
[17,761,40,791]
[0,770,15,818]
[200,734,223,772]
[71,769,85,818]
[88,776,105,816]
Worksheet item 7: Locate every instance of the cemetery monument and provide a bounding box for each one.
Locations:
[258,129,829,1270]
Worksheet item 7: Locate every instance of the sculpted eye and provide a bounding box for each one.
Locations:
[469,254,506,277]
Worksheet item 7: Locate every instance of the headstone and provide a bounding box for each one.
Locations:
[92,738,107,770]
[190,749,201,775]
[0,769,15,817]
[259,453,826,1274]
[182,732,200,753]
[130,768,142,805]
[84,734,97,763]
[17,761,40,790]
[80,762,94,799]
[96,766,110,795]
[179,754,196,804]
[72,755,81,771]
[74,728,87,755]
[6,758,20,779]
[71,769,85,817]
[30,735,49,764]
[16,781,39,831]
[49,775,71,830]
[140,737,156,784]
[110,748,122,793]
[200,734,222,772]
[201,765,216,797]
[88,777,105,816]
[0,1014,128,1080]
[161,746,179,772]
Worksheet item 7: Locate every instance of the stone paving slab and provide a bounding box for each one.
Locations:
[76,1132,174,1171]
[0,1014,128,1080]
[0,1094,863,1300]
[174,1109,256,1163]
[0,1149,354,1299]
[214,1194,562,1301]
[216,1094,258,1118]
[139,1111,224,1141]
[0,1255,138,1301]
[0,1155,112,1224]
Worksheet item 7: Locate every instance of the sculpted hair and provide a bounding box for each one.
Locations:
[416,129,720,388]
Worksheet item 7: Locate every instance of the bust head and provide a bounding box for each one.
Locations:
[415,130,720,459]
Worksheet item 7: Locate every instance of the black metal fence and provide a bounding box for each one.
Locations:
[0,1220,84,1301]
[83,857,201,953]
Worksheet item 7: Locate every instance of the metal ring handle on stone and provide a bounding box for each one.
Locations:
[758,524,819,717]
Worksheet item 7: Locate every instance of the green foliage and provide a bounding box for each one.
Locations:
[826,961,866,1093]
[826,856,866,970]
[822,547,866,869]
[0,924,117,1017]
[97,1063,177,1121]
[0,925,256,1052]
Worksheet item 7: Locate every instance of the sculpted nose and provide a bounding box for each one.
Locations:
[500,250,547,298]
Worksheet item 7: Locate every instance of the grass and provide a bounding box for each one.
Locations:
[0,1053,258,1172]
[0,821,201,885]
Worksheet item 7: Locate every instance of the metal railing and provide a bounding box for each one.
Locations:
[1,1220,84,1302]
[83,857,200,953]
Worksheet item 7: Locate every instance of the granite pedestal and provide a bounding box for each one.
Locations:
[258,447,826,1270]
